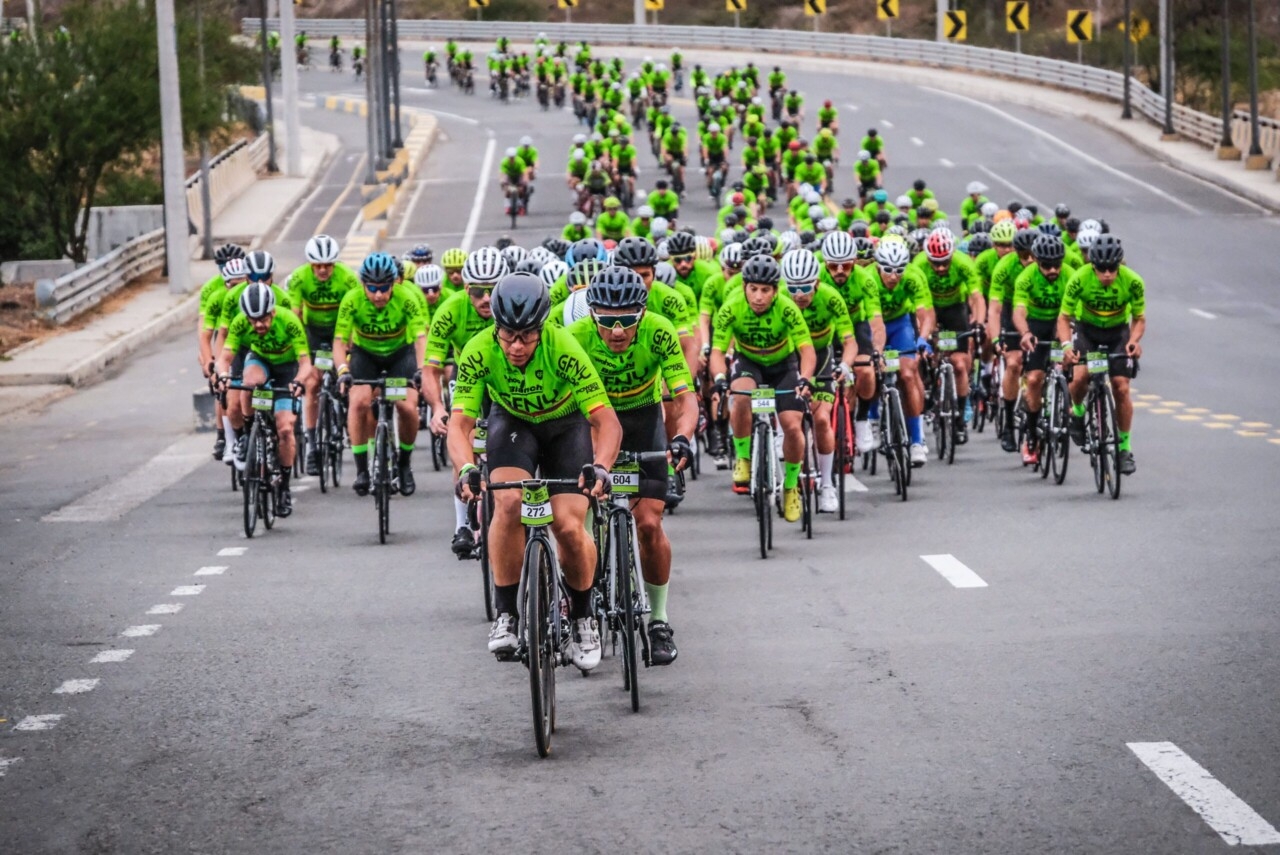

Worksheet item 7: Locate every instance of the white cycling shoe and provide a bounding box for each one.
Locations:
[568,617,602,671]
[854,420,877,452]
[487,613,518,654]
[909,443,928,467]
[818,485,839,513]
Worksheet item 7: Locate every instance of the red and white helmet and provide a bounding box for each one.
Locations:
[925,228,955,263]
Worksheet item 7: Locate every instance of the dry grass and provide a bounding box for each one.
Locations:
[0,271,162,358]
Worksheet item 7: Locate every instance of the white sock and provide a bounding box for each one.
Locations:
[818,452,834,487]
[454,497,469,529]
[222,415,236,437]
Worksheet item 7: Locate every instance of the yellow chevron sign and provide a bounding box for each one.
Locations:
[876,0,898,21]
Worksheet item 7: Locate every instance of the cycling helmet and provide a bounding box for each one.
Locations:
[1090,234,1124,267]
[980,201,999,219]
[1075,229,1100,253]
[1007,200,1023,214]
[394,258,407,281]
[567,237,607,266]
[528,246,555,266]
[907,228,930,253]
[777,230,801,254]
[222,257,249,281]
[358,252,397,285]
[414,264,444,289]
[925,229,955,262]
[719,242,743,268]
[818,217,838,233]
[874,240,911,272]
[653,261,677,285]
[966,233,993,256]
[741,254,781,286]
[853,236,875,260]
[441,247,468,268]
[665,231,696,257]
[990,221,1017,245]
[462,246,508,285]
[539,259,568,287]
[570,258,607,290]
[758,216,775,232]
[970,220,992,235]
[1015,207,1034,223]
[1036,222,1062,237]
[613,236,659,268]
[490,272,550,331]
[966,180,988,195]
[799,230,819,250]
[849,220,870,238]
[569,211,587,227]
[1031,233,1065,264]
[886,225,908,238]
[780,249,820,286]
[822,231,857,263]
[1064,217,1082,234]
[541,237,570,259]
[239,282,276,319]
[636,205,654,219]
[1054,203,1071,219]
[651,217,670,239]
[408,242,433,263]
[873,189,888,204]
[245,250,275,279]
[1012,228,1038,254]
[1079,218,1102,234]
[808,204,826,222]
[586,265,648,310]
[857,150,871,162]
[214,243,245,266]
[738,236,769,260]
[500,245,529,268]
[504,146,518,158]
[514,258,543,276]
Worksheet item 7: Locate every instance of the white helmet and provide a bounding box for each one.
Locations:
[719,228,737,245]
[651,217,670,239]
[719,242,743,268]
[569,211,587,226]
[777,230,801,253]
[656,62,667,72]
[980,201,999,218]
[653,261,676,285]
[780,249,821,287]
[537,31,547,39]
[966,180,988,195]
[1075,229,1101,251]
[874,239,911,272]
[637,205,654,218]
[572,149,585,161]
[500,245,529,268]
[414,264,444,289]
[752,96,762,106]
[1079,218,1102,234]
[504,147,518,158]
[461,246,508,285]
[520,135,533,147]
[563,290,591,326]
[708,122,721,133]
[222,257,249,282]
[818,216,838,232]
[895,195,913,209]
[573,133,587,144]
[644,55,654,63]
[305,234,340,264]
[822,231,856,262]
[857,150,871,162]
[655,242,670,261]
[808,204,825,221]
[540,259,569,287]
[239,282,275,319]
[528,246,555,265]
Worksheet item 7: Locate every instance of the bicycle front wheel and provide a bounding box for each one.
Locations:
[480,490,496,622]
[612,511,641,712]
[374,422,390,543]
[1051,374,1070,485]
[242,422,262,538]
[317,395,331,493]
[888,391,909,502]
[753,422,770,559]
[1102,386,1122,500]
[525,535,557,758]
[943,370,957,465]
[801,415,818,539]
[834,393,849,521]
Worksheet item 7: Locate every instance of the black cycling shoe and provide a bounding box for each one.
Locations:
[1000,430,1018,453]
[398,464,416,496]
[276,488,293,518]
[451,526,476,557]
[1117,450,1136,475]
[1069,415,1087,447]
[647,621,678,665]
[955,421,969,445]
[212,435,226,461]
[664,474,684,509]
[353,470,371,496]
[304,447,320,477]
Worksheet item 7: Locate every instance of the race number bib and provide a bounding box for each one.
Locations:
[883,350,901,373]
[313,349,334,371]
[384,377,409,401]
[251,390,274,411]
[521,483,553,526]
[751,388,777,414]
[610,461,641,495]
[1086,352,1108,375]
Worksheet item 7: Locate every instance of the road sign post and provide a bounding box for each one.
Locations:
[876,0,898,37]
[725,0,744,25]
[1006,1,1028,53]
[944,10,966,41]
[803,0,824,32]
[1067,10,1092,64]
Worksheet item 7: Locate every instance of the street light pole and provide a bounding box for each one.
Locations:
[363,0,378,184]
[195,0,214,260]
[390,0,402,149]
[1218,0,1239,158]
[1160,0,1176,137]
[259,0,278,172]
[1121,0,1133,119]
[279,0,301,175]
[156,0,191,294]
[1243,0,1267,168]
[379,0,393,159]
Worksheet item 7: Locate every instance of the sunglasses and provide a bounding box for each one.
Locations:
[421,285,441,294]
[497,328,540,345]
[671,254,695,263]
[364,282,393,293]
[247,272,272,282]
[467,285,494,298]
[1094,263,1119,273]
[787,282,816,295]
[594,311,643,330]
[827,261,855,272]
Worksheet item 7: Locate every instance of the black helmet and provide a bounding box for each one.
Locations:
[542,236,570,259]
[1036,222,1062,237]
[723,214,739,228]
[613,236,659,268]
[514,258,543,276]
[741,254,781,286]
[1064,217,1081,234]
[1026,204,1039,217]
[733,206,749,220]
[1090,234,1124,267]
[732,229,750,244]
[214,243,245,266]
[969,219,992,235]
[495,235,515,251]
[1007,200,1023,215]
[490,273,551,331]
[757,216,774,231]
[850,220,870,237]
[853,236,875,259]
[1031,234,1065,263]
[875,210,892,225]
[966,233,993,256]
[740,236,772,259]
[798,230,817,249]
[1054,203,1071,219]
[665,232,696,257]
[568,237,606,266]
[1012,228,1038,253]
[804,153,816,164]
[585,266,648,310]
[912,179,926,192]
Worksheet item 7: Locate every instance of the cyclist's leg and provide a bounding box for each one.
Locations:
[483,408,539,617]
[728,356,761,488]
[346,347,380,487]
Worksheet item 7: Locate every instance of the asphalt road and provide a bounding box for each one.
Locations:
[2,43,1279,854]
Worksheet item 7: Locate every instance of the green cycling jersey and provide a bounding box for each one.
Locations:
[286,262,360,328]
[568,312,692,411]
[224,308,310,365]
[1060,265,1145,329]
[334,285,427,357]
[215,281,293,332]
[912,252,979,308]
[794,283,854,350]
[867,265,931,323]
[1013,265,1071,323]
[712,291,813,366]
[821,266,882,323]
[424,290,493,367]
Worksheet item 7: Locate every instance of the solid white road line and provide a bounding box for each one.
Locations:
[977,164,1045,210]
[1158,163,1271,213]
[121,625,161,638]
[194,566,227,576]
[43,434,211,522]
[14,715,64,732]
[90,649,134,664]
[1189,308,1217,320]
[920,554,988,588]
[146,604,183,615]
[217,547,247,557]
[938,157,955,168]
[53,679,99,695]
[0,758,20,776]
[423,108,480,125]
[170,585,205,597]
[461,134,497,253]
[920,86,1199,214]
[397,174,432,238]
[1128,742,1280,846]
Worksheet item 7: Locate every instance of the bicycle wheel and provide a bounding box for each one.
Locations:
[834,393,848,521]
[1101,386,1122,500]
[943,371,957,465]
[612,512,641,712]
[317,398,330,494]
[752,423,769,559]
[374,422,390,543]
[1088,392,1106,494]
[242,423,261,538]
[480,490,495,622]
[329,399,344,487]
[888,391,909,502]
[524,535,557,758]
[801,415,817,538]
[1051,375,1070,485]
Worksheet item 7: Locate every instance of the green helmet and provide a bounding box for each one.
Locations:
[441,247,468,268]
[990,221,1017,245]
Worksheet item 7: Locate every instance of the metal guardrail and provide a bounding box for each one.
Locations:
[35,229,166,324]
[185,135,270,236]
[246,18,1276,159]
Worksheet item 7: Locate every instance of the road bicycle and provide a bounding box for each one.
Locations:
[227,380,299,539]
[350,373,410,543]
[874,350,911,502]
[462,420,495,621]
[1079,347,1125,500]
[925,326,980,466]
[313,346,346,494]
[1038,342,1071,485]
[729,387,804,558]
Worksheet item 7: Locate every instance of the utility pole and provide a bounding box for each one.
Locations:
[1121,0,1133,119]
[1217,0,1239,158]
[259,0,278,172]
[363,0,379,183]
[195,0,214,260]
[633,0,643,26]
[1244,0,1267,169]
[280,0,301,175]
[1160,0,1176,138]
[390,0,402,149]
[379,0,392,159]
[156,0,190,294]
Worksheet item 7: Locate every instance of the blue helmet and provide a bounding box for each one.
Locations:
[359,252,399,285]
[566,237,608,267]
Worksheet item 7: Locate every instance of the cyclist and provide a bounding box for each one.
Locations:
[710,254,815,521]
[499,147,530,215]
[333,253,428,499]
[423,248,508,554]
[439,247,468,299]
[631,205,656,239]
[200,244,246,459]
[451,274,622,670]
[568,267,694,664]
[562,211,591,242]
[1058,234,1143,475]
[854,150,881,202]
[868,239,933,466]
[783,89,804,124]
[214,283,312,517]
[595,197,632,241]
[648,179,680,226]
[701,123,729,195]
[413,264,445,311]
[424,45,437,83]
[821,231,884,453]
[915,228,984,445]
[1011,233,1070,466]
[986,228,1039,451]
[780,248,856,514]
[514,136,539,180]
[816,99,838,136]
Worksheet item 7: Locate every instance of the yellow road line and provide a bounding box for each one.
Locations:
[1236,431,1268,438]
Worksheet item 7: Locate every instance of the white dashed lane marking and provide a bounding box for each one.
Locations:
[1189,308,1217,320]
[121,625,161,638]
[920,554,988,588]
[0,758,20,776]
[170,585,205,597]
[217,547,247,557]
[1129,742,1280,846]
[14,715,64,732]
[52,679,99,695]
[939,157,954,168]
[90,649,134,664]
[147,603,184,615]
[194,566,227,576]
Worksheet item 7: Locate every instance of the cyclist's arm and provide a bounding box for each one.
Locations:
[587,405,623,473]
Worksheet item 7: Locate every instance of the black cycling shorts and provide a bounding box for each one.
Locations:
[617,163,636,177]
[811,344,835,404]
[349,344,418,381]
[486,407,593,496]
[707,152,725,168]
[305,323,335,357]
[999,304,1022,350]
[934,304,971,343]
[1021,318,1059,373]
[731,352,805,413]
[1073,323,1138,379]
[615,403,668,501]
[854,320,873,359]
